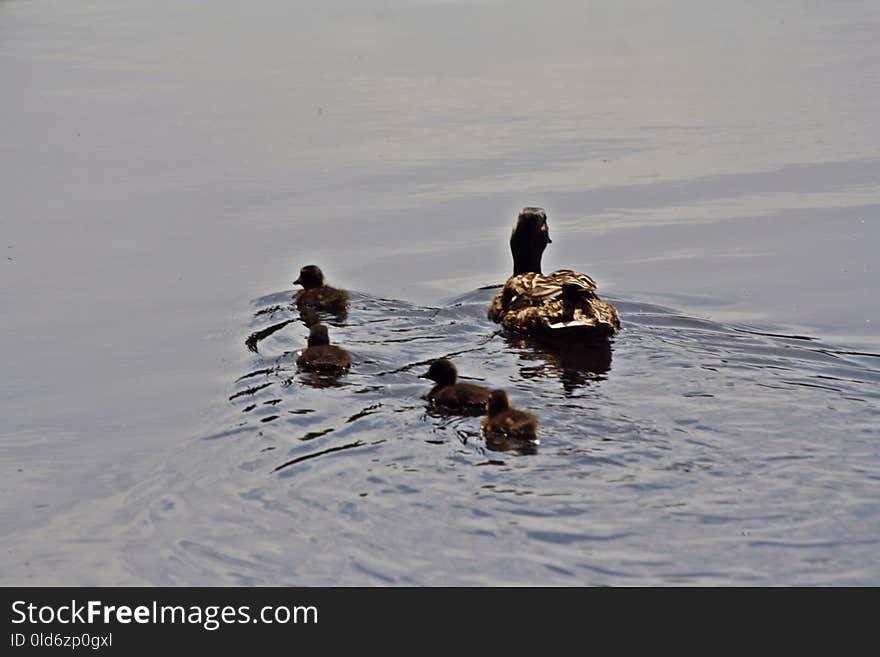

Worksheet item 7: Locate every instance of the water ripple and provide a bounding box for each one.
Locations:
[121,286,880,585]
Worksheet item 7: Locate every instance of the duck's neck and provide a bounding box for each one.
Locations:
[512,251,543,276]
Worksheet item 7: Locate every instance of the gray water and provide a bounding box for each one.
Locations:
[2,0,879,585]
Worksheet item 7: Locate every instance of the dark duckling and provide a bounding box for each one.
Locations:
[296,324,351,374]
[293,265,349,313]
[481,389,540,445]
[488,207,619,345]
[419,358,491,415]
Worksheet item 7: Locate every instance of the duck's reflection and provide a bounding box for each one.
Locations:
[244,306,348,354]
[297,371,348,389]
[423,403,486,419]
[484,434,540,456]
[503,333,613,393]
[299,306,348,328]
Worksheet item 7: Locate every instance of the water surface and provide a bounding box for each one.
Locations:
[1,0,879,584]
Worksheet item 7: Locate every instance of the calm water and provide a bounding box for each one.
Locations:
[2,0,879,585]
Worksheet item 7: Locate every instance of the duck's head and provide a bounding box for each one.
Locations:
[510,207,551,276]
[487,389,511,416]
[419,358,458,385]
[294,265,325,289]
[307,323,331,347]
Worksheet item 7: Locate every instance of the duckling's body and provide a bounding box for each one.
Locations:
[488,208,619,345]
[293,265,349,313]
[420,358,491,414]
[296,324,351,374]
[481,389,539,443]
[430,382,493,412]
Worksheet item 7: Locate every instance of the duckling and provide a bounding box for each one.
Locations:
[488,207,619,345]
[419,358,491,414]
[481,389,540,444]
[296,324,351,374]
[293,265,349,313]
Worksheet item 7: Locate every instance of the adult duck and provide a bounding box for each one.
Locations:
[488,207,619,345]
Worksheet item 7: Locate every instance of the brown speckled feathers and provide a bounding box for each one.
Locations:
[488,270,619,343]
[488,208,619,344]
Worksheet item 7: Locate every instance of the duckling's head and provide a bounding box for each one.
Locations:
[487,389,511,416]
[294,265,325,289]
[307,323,331,347]
[510,207,551,276]
[420,358,458,386]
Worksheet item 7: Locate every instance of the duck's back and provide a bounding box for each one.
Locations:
[429,382,491,411]
[296,344,351,372]
[482,408,539,440]
[489,269,618,344]
[295,285,349,311]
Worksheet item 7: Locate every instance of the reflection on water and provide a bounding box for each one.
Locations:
[483,432,540,457]
[503,333,613,393]
[298,371,349,390]
[114,285,880,585]
[299,306,349,329]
